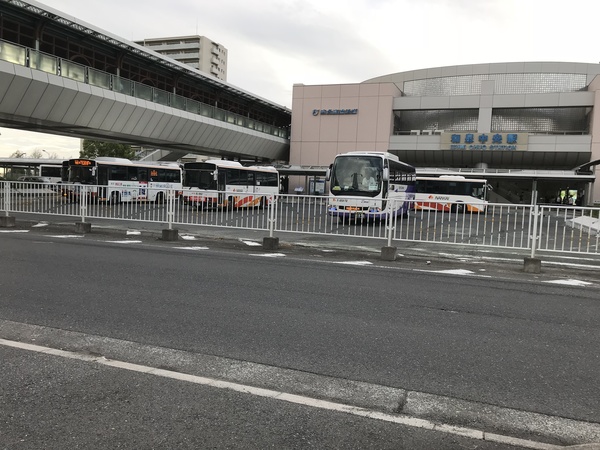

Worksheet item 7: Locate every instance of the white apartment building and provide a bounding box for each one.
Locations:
[135,35,228,81]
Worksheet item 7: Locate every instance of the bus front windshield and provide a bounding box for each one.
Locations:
[184,169,217,190]
[331,156,382,195]
[68,165,95,183]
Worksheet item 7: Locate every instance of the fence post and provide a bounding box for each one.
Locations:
[75,185,92,233]
[381,198,397,261]
[0,182,16,227]
[524,203,541,273]
[161,189,178,241]
[263,193,279,250]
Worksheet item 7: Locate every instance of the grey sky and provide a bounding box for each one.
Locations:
[1,0,599,157]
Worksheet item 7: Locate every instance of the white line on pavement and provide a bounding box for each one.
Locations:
[0,338,561,450]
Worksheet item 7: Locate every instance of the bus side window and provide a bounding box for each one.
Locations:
[138,169,148,182]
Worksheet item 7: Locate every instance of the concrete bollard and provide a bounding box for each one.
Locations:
[381,246,397,261]
[263,236,279,251]
[523,257,542,274]
[75,222,92,234]
[161,229,179,241]
[0,216,16,228]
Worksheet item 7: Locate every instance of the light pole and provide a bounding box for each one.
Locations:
[41,149,49,158]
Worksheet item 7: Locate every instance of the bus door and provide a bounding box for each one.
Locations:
[137,167,149,201]
[217,171,226,206]
[97,166,109,200]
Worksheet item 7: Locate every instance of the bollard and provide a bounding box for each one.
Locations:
[523,257,542,274]
[75,222,92,233]
[162,228,179,241]
[381,246,397,261]
[263,236,279,251]
[0,216,16,228]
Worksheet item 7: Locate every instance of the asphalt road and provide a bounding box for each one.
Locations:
[1,222,599,448]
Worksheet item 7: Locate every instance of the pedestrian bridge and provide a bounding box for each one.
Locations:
[0,40,289,162]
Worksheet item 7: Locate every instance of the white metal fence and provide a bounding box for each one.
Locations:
[2,181,599,256]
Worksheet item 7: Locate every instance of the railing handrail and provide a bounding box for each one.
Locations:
[0,39,290,140]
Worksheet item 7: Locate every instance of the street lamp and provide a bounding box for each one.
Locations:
[41,149,49,158]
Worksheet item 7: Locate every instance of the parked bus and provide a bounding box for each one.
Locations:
[64,157,182,203]
[38,163,62,183]
[415,175,489,213]
[0,158,62,182]
[326,151,416,220]
[181,160,279,208]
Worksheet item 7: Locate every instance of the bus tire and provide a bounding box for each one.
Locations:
[155,192,164,204]
[110,191,120,204]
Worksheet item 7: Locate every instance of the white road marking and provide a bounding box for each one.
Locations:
[104,240,142,244]
[0,230,29,233]
[48,235,82,238]
[544,279,592,287]
[178,246,209,250]
[32,222,48,228]
[250,253,286,257]
[126,230,141,235]
[429,269,475,275]
[336,261,373,266]
[180,235,197,240]
[0,338,559,450]
[240,239,262,246]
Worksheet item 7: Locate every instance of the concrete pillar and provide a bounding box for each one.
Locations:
[75,222,92,233]
[523,257,541,274]
[263,236,279,250]
[381,246,397,261]
[162,229,179,241]
[0,216,16,228]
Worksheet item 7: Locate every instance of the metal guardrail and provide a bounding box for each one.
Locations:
[2,182,599,256]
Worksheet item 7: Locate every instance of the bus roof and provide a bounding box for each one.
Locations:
[335,151,400,161]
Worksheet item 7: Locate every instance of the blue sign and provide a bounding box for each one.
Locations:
[448,133,523,151]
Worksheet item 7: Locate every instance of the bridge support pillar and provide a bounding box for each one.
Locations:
[162,229,179,241]
[263,236,279,251]
[523,257,541,274]
[75,222,92,234]
[0,216,16,228]
[381,246,397,261]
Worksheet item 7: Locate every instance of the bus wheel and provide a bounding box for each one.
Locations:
[110,191,120,204]
[155,192,164,204]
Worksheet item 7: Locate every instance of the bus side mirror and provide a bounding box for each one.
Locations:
[382,168,389,182]
[213,171,218,181]
[325,167,331,181]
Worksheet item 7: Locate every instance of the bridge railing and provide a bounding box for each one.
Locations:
[0,39,289,140]
[2,181,599,256]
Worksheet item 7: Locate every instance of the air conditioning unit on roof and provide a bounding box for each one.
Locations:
[422,130,433,135]
[410,130,421,135]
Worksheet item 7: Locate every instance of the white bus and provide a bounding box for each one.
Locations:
[326,151,416,220]
[415,175,490,213]
[65,157,182,203]
[181,160,279,208]
[38,163,63,183]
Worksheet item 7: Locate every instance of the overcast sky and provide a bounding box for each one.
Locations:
[1,0,599,158]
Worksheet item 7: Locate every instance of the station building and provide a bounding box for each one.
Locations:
[290,62,600,205]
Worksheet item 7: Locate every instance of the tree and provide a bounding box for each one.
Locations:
[29,149,44,158]
[9,150,27,158]
[80,139,136,160]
